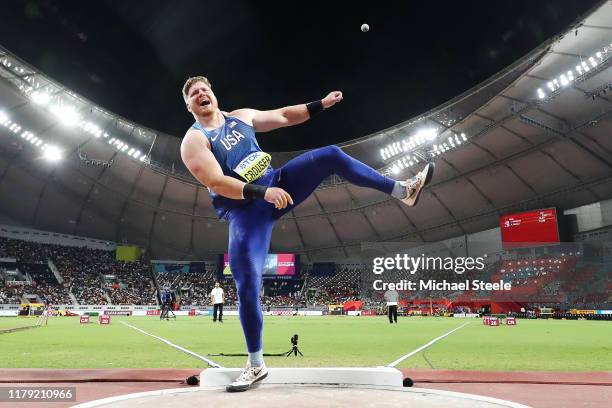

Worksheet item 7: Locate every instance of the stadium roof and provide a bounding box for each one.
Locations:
[0,1,611,261]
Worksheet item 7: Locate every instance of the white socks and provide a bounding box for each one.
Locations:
[249,349,264,367]
[391,181,407,199]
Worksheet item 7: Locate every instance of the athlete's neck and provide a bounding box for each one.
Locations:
[196,110,225,131]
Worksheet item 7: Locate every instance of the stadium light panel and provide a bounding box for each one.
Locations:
[0,111,7,124]
[581,61,590,72]
[536,42,612,100]
[43,145,62,162]
[31,92,51,105]
[51,105,80,126]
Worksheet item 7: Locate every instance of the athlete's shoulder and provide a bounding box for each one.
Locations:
[183,126,201,142]
[182,127,210,149]
[228,108,257,126]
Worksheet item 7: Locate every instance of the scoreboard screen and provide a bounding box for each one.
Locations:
[222,253,297,277]
[500,208,560,247]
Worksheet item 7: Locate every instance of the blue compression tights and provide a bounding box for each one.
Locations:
[227,145,396,352]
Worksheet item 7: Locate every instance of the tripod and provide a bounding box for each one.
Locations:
[160,301,176,320]
[284,334,304,357]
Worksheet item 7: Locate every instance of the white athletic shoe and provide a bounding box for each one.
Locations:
[226,362,268,392]
[400,162,435,207]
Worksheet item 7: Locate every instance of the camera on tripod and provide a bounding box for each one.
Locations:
[160,288,177,320]
[285,333,303,357]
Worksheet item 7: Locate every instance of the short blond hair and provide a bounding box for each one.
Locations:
[182,76,212,102]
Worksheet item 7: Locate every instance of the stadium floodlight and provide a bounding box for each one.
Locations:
[128,148,135,155]
[121,145,129,152]
[31,91,51,105]
[139,155,147,162]
[35,140,42,147]
[380,148,387,160]
[51,105,80,126]
[43,145,62,162]
[0,111,8,124]
[134,150,141,159]
[536,42,612,100]
[391,165,399,174]
[81,121,104,138]
[380,128,440,161]
[418,128,438,142]
[581,61,590,72]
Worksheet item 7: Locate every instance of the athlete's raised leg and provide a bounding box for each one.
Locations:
[272,145,434,217]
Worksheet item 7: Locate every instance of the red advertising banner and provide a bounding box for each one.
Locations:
[99,315,111,325]
[146,310,161,316]
[80,315,90,324]
[361,310,377,316]
[270,310,294,316]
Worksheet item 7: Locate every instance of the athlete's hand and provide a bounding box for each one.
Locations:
[322,91,343,109]
[264,187,294,209]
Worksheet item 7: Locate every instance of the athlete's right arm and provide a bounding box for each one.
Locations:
[181,129,245,199]
[180,129,294,208]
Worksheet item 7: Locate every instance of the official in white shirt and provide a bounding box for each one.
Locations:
[210,282,225,323]
[384,289,399,324]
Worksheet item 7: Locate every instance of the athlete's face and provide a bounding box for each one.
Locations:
[186,82,218,116]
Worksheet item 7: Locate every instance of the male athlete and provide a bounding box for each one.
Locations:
[180,76,434,392]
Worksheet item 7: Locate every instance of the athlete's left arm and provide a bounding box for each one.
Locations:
[231,91,343,133]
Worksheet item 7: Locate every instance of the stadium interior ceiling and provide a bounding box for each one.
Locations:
[0,1,611,261]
